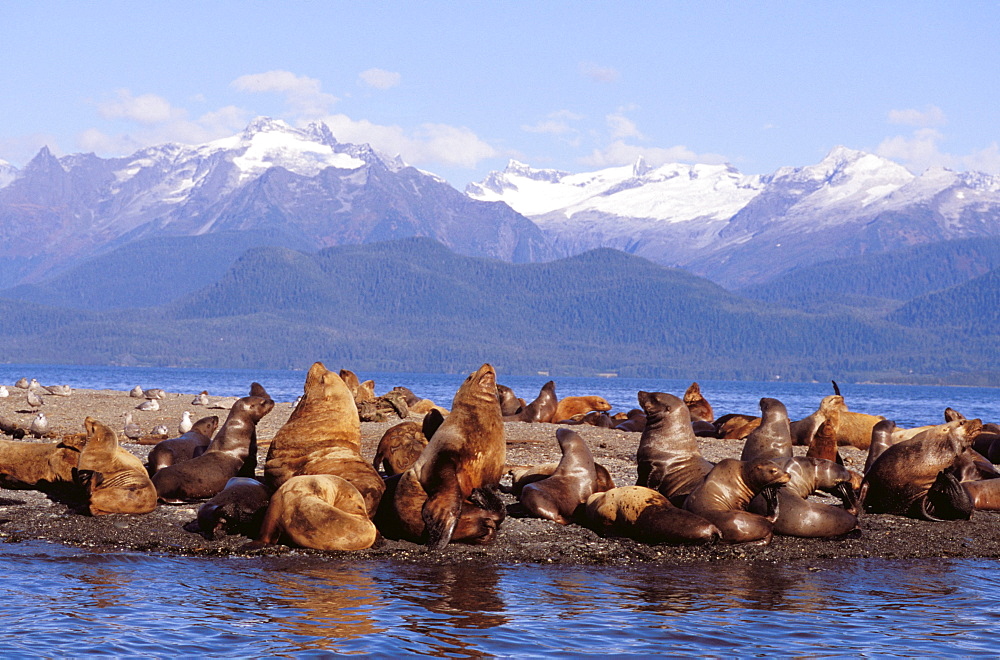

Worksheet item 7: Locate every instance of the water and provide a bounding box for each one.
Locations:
[1,364,998,655]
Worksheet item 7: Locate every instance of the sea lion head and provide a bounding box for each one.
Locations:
[637,391,689,423]
[744,458,791,492]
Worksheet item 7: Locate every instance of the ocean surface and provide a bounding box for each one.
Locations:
[1,364,998,656]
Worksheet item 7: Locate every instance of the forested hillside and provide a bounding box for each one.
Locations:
[3,238,994,384]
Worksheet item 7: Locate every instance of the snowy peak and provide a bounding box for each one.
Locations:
[467,157,764,221]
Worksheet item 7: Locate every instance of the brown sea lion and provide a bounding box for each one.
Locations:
[145,415,220,475]
[740,398,793,462]
[496,384,523,416]
[375,474,505,545]
[805,412,842,464]
[74,417,157,516]
[394,363,506,548]
[339,369,361,399]
[584,486,721,545]
[682,382,714,423]
[253,474,377,551]
[614,409,646,433]
[748,457,859,537]
[410,399,448,416]
[0,435,86,490]
[506,380,558,423]
[264,362,384,517]
[864,419,898,474]
[635,391,714,504]
[713,413,761,440]
[391,386,422,407]
[509,461,615,497]
[791,394,840,446]
[184,477,271,540]
[553,396,612,423]
[683,458,790,544]
[860,419,982,520]
[519,428,600,524]
[371,411,441,477]
[151,389,274,502]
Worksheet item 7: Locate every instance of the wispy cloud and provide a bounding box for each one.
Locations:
[580,62,620,83]
[231,70,338,118]
[887,105,947,127]
[581,111,728,168]
[98,89,180,124]
[320,113,498,168]
[358,68,401,90]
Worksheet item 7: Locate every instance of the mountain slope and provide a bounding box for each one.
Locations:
[737,237,1000,315]
[0,118,551,286]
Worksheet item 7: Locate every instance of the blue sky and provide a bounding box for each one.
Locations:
[2,1,999,188]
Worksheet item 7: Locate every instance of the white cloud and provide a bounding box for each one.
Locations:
[231,70,338,118]
[98,89,180,124]
[877,127,1000,174]
[358,68,401,90]
[580,62,620,83]
[319,113,498,168]
[581,140,728,168]
[888,105,947,128]
[522,110,584,137]
[607,112,642,140]
[77,104,250,155]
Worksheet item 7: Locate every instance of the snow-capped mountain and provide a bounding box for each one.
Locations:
[0,118,550,286]
[467,148,1000,286]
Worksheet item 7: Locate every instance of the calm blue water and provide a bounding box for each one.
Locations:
[1,364,998,656]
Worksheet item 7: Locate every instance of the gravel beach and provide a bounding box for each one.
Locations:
[2,386,999,565]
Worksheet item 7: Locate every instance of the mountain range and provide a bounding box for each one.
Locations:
[0,118,997,383]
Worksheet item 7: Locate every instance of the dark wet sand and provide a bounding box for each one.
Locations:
[2,388,998,564]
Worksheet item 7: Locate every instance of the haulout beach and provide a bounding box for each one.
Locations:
[2,385,999,564]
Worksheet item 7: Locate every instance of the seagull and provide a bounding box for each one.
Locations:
[29,412,48,438]
[44,384,73,397]
[152,424,169,436]
[27,379,42,392]
[0,385,8,398]
[178,411,193,434]
[136,398,160,411]
[14,378,29,389]
[123,412,142,440]
[129,385,145,398]
[26,390,44,409]
[144,388,166,400]
[191,391,210,406]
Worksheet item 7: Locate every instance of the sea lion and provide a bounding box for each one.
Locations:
[748,457,860,537]
[506,380,558,423]
[74,417,157,516]
[519,428,600,525]
[614,409,646,433]
[264,363,384,517]
[393,364,506,548]
[145,415,220,475]
[584,486,721,545]
[740,398,793,462]
[864,419,898,474]
[553,396,612,423]
[0,435,86,490]
[390,386,422,407]
[805,412,842,464]
[635,391,714,505]
[713,413,761,440]
[410,399,448,416]
[682,382,714,423]
[375,474,505,545]
[253,474,377,551]
[683,458,791,544]
[371,409,445,476]
[339,369,362,399]
[509,461,615,497]
[860,418,982,520]
[151,388,274,502]
[184,477,271,540]
[496,384,523,416]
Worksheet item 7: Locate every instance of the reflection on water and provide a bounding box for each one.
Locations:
[0,542,997,655]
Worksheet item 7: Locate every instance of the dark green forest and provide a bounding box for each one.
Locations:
[1,237,997,385]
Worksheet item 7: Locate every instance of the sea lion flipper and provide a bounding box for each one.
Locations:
[920,471,974,521]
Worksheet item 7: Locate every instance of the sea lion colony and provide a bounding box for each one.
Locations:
[0,370,999,553]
